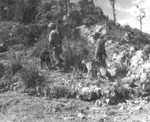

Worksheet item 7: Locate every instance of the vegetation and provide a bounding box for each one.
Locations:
[0,0,150,101]
[1,1,150,121]
[135,5,146,31]
[20,64,46,89]
[109,0,116,25]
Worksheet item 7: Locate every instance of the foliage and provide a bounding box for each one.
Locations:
[115,63,129,77]
[62,38,91,70]
[0,0,41,23]
[7,49,23,76]
[106,20,149,47]
[135,5,146,31]
[50,84,70,98]
[0,22,47,48]
[30,36,48,58]
[20,64,46,89]
[0,0,150,73]
[0,22,28,47]
[0,0,16,20]
[77,0,105,25]
[36,0,62,23]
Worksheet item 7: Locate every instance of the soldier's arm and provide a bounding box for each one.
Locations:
[59,31,63,40]
[93,40,100,60]
[103,45,107,58]
[58,32,62,46]
[49,31,54,47]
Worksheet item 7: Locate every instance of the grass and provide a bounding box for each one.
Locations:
[20,64,46,89]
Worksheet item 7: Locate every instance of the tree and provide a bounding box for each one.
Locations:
[0,0,16,20]
[135,5,146,31]
[109,0,116,25]
[0,0,41,23]
[14,0,25,22]
[22,0,41,23]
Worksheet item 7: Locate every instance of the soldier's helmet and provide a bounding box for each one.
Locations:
[48,22,56,29]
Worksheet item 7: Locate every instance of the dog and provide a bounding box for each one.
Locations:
[82,59,113,80]
[40,50,51,70]
[143,44,150,56]
[82,59,102,78]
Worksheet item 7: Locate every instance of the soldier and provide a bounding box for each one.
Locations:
[92,27,113,81]
[56,19,64,40]
[93,28,107,67]
[48,22,63,70]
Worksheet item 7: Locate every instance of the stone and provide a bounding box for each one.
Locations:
[79,86,101,101]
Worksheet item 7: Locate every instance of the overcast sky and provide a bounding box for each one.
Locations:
[71,0,150,34]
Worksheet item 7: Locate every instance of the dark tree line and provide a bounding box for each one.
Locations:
[0,0,106,26]
[0,0,40,24]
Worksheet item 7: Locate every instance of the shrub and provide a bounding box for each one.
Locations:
[0,43,8,53]
[30,35,49,58]
[0,22,28,47]
[0,76,10,92]
[20,64,46,89]
[50,85,69,98]
[23,23,46,46]
[7,49,23,76]
[0,50,22,92]
[62,38,91,70]
[114,62,128,77]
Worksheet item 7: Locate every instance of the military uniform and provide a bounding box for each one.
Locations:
[94,39,107,67]
[48,26,63,67]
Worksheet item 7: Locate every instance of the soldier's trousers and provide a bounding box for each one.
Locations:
[52,46,63,67]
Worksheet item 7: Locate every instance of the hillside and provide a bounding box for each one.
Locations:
[1,0,150,122]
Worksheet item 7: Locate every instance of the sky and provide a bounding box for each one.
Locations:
[71,0,150,34]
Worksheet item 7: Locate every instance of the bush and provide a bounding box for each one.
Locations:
[23,23,46,46]
[7,49,23,76]
[0,0,16,21]
[30,35,49,58]
[20,64,46,89]
[62,38,91,70]
[115,63,128,77]
[0,43,8,53]
[50,85,69,98]
[0,22,28,47]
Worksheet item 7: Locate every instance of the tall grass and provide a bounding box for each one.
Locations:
[7,49,23,76]
[62,38,92,71]
[20,64,46,89]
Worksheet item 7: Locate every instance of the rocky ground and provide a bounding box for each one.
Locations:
[0,85,150,122]
[0,24,150,122]
[0,68,150,122]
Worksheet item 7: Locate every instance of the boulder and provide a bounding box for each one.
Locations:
[79,86,101,101]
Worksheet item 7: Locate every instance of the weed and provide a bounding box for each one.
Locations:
[7,49,23,76]
[20,64,46,89]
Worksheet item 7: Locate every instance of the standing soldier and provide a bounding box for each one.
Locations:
[48,22,63,71]
[92,27,113,81]
[93,29,107,67]
[56,19,64,41]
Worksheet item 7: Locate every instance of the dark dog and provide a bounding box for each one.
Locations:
[40,50,51,70]
[143,44,150,56]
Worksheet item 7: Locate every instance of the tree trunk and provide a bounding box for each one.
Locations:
[112,6,116,25]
